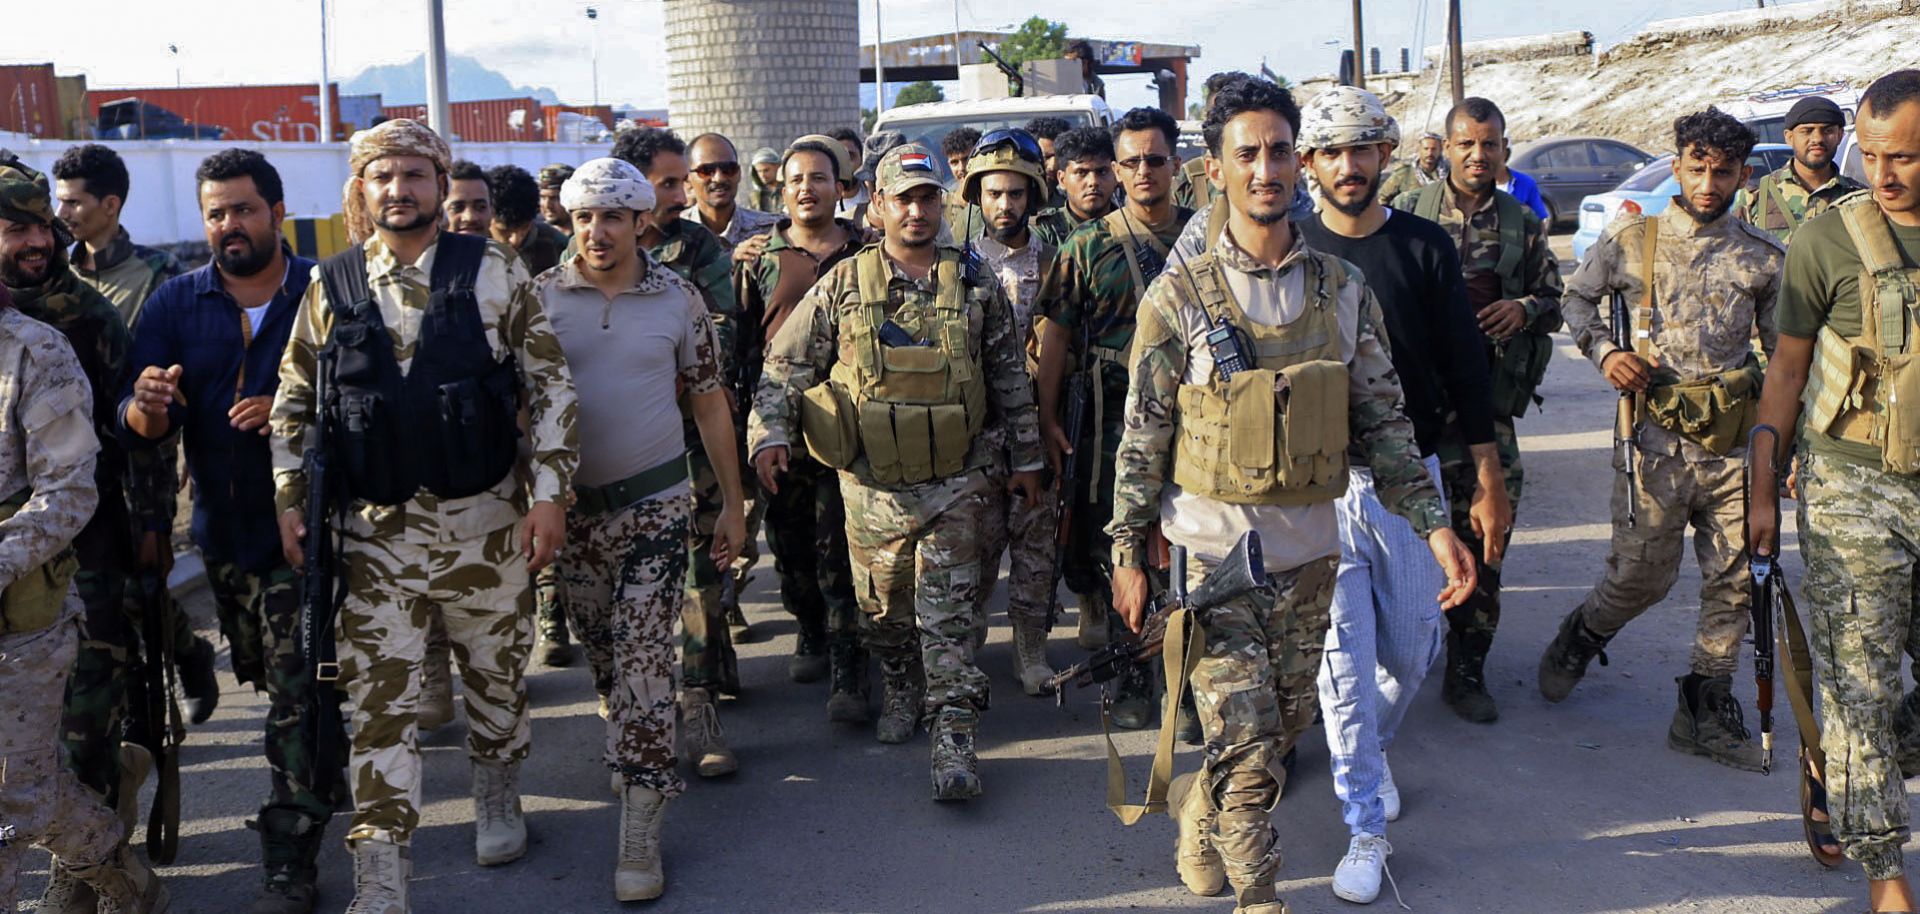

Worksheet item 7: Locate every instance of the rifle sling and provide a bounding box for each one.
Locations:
[1775,579,1825,771]
[138,576,182,863]
[1104,607,1204,825]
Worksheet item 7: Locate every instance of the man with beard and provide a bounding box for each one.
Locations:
[1035,107,1192,720]
[1293,87,1508,904]
[1742,96,1866,244]
[959,128,1058,695]
[685,133,779,247]
[53,143,183,326]
[0,152,176,912]
[607,126,740,775]
[268,119,578,912]
[120,148,346,914]
[1033,126,1118,247]
[539,157,745,902]
[1541,108,1782,774]
[537,164,574,236]
[1025,116,1071,208]
[748,143,1044,798]
[1396,97,1562,723]
[1378,132,1444,207]
[445,160,495,238]
[733,136,867,714]
[488,165,568,278]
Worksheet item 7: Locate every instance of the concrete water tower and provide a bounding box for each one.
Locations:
[664,0,861,153]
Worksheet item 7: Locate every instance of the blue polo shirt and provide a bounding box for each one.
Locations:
[118,247,310,572]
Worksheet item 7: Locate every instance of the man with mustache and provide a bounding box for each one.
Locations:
[1750,68,1920,914]
[268,118,578,913]
[1743,96,1866,244]
[1032,126,1118,248]
[1036,107,1193,720]
[537,163,574,237]
[1395,96,1563,724]
[445,160,495,239]
[733,136,867,714]
[608,127,741,776]
[685,133,779,248]
[1542,107,1782,774]
[748,143,1044,797]
[1377,132,1444,208]
[120,148,347,914]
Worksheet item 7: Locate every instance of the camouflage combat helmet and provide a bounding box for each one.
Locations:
[0,150,71,247]
[961,129,1047,206]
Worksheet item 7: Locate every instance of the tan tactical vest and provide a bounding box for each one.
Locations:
[0,489,78,635]
[1170,248,1352,505]
[1805,195,1920,474]
[801,247,988,486]
[1629,218,1763,455]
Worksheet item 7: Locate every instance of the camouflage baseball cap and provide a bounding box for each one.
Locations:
[538,163,575,189]
[1298,86,1400,153]
[875,144,945,196]
[0,150,57,227]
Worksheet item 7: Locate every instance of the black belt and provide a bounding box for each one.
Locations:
[570,455,688,517]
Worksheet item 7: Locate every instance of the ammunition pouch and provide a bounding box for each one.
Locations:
[0,490,77,636]
[800,381,860,469]
[1489,330,1554,419]
[1643,357,1763,456]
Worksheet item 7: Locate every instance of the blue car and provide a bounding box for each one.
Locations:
[1570,144,1793,262]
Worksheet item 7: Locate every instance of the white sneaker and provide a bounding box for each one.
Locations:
[1379,756,1401,822]
[1331,834,1393,904]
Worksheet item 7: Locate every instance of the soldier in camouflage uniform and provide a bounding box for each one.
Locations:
[1748,71,1920,911]
[1393,97,1563,723]
[1032,127,1118,248]
[748,146,782,214]
[0,293,170,914]
[733,136,868,715]
[1037,107,1195,725]
[1740,96,1866,246]
[749,143,1045,800]
[1541,108,1783,774]
[269,119,579,914]
[537,163,574,236]
[541,158,745,901]
[0,154,179,902]
[1105,78,1473,913]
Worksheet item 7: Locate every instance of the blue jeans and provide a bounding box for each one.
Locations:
[1317,457,1447,838]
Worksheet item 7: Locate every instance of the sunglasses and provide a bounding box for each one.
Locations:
[1116,154,1172,172]
[970,128,1044,165]
[692,162,741,178]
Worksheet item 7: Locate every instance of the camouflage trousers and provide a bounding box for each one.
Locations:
[681,450,739,695]
[336,523,533,846]
[559,495,690,799]
[1575,441,1750,676]
[1799,452,1920,880]
[1186,554,1337,909]
[207,560,344,820]
[0,609,122,908]
[533,567,564,640]
[58,568,132,806]
[1436,419,1525,641]
[843,470,993,714]
[978,467,1059,630]
[762,456,859,645]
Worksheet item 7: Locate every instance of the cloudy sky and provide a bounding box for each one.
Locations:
[4,0,1808,112]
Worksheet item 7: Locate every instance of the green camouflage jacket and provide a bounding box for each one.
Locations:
[1032,204,1104,249]
[1738,163,1867,245]
[1406,183,1564,330]
[1039,206,1194,357]
[71,226,183,327]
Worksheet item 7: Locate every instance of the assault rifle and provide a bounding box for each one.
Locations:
[1048,319,1094,632]
[1048,531,1267,703]
[300,349,345,727]
[1611,292,1640,528]
[978,42,1024,97]
[1744,423,1782,775]
[134,571,182,863]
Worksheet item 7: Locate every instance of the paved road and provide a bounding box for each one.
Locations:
[18,286,1859,913]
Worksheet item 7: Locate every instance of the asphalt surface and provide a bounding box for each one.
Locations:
[14,229,1864,913]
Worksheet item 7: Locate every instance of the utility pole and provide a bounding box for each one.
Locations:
[587,7,601,111]
[952,0,964,76]
[873,0,887,114]
[425,0,452,137]
[1447,0,1464,104]
[317,0,332,142]
[1351,0,1365,90]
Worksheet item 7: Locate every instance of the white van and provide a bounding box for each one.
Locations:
[871,95,1115,184]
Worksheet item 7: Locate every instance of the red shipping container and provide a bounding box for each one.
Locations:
[380,98,545,143]
[0,64,63,138]
[540,104,614,141]
[85,83,343,142]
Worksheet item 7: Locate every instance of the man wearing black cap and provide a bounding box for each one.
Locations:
[1741,96,1866,244]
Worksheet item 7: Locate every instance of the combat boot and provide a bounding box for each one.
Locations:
[251,806,326,914]
[177,634,221,725]
[1168,771,1225,896]
[116,741,153,837]
[1537,609,1613,703]
[929,707,983,801]
[1175,689,1203,745]
[418,641,456,732]
[539,617,574,668]
[1109,660,1156,730]
[36,859,96,914]
[826,641,871,723]
[1441,630,1499,723]
[874,660,925,744]
[615,784,668,901]
[723,568,753,643]
[1012,621,1054,697]
[789,624,828,683]
[471,758,527,866]
[1668,674,1765,772]
[67,842,169,914]
[1076,592,1109,650]
[342,839,409,914]
[679,687,739,777]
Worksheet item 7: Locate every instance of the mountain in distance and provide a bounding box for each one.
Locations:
[343,55,561,106]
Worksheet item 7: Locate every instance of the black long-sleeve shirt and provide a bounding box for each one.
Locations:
[1298,208,1495,455]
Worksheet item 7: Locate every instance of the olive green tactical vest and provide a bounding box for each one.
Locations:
[1805,193,1920,474]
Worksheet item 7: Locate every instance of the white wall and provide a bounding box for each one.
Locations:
[4,138,612,246]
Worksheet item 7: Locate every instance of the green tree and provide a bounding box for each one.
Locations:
[998,16,1067,67]
[862,107,877,133]
[895,80,945,107]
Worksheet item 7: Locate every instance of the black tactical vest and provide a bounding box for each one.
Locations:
[317,232,520,506]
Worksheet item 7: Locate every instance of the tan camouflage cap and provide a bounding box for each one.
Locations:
[875,144,945,197]
[783,134,854,186]
[538,163,575,190]
[0,150,57,228]
[560,157,656,212]
[1299,86,1400,153]
[342,118,455,244]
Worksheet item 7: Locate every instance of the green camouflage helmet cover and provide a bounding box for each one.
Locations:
[0,151,72,247]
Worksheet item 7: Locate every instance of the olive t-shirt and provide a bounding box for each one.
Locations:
[1776,203,1920,464]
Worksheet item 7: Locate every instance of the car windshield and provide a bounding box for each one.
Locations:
[1617,155,1674,192]
[877,111,1098,183]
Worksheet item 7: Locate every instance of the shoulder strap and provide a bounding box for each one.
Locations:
[1763,174,1793,233]
[854,246,890,310]
[1636,216,1658,359]
[1839,199,1910,355]
[318,246,373,326]
[1839,198,1908,275]
[429,231,487,296]
[1494,191,1527,297]
[1186,252,1236,326]
[1203,202,1229,252]
[1408,182,1445,223]
[1103,210,1155,298]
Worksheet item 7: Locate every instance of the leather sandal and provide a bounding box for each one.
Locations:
[1801,746,1844,869]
